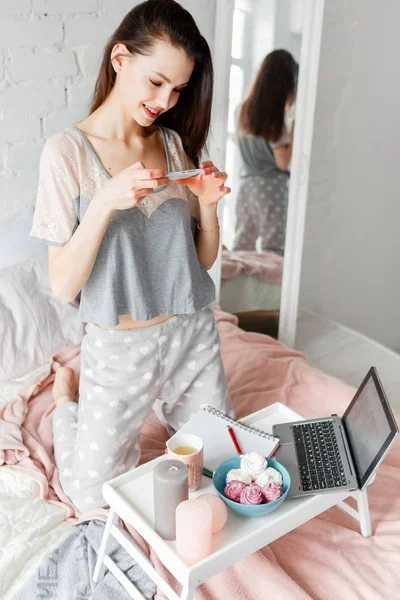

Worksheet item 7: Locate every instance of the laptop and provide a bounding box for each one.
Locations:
[272,367,398,498]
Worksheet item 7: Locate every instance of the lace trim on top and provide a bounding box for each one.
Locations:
[30,125,200,244]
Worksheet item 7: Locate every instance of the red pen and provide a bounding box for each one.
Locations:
[227,426,243,455]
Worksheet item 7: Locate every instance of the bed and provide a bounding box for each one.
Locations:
[219,250,282,314]
[1,299,400,599]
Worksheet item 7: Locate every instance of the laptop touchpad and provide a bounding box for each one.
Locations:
[276,444,298,468]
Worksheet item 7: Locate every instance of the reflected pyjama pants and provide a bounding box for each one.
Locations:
[233,173,289,255]
[52,305,233,511]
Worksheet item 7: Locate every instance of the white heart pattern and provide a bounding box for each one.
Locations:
[123,410,133,419]
[107,427,117,436]
[196,344,207,352]
[88,470,98,479]
[187,361,196,370]
[56,434,65,443]
[61,451,70,460]
[63,468,71,478]
[85,368,94,377]
[70,422,78,429]
[104,456,114,465]
[94,411,103,420]
[54,418,63,427]
[86,393,93,401]
[95,339,103,348]
[180,382,189,390]
[123,337,133,344]
[94,386,104,394]
[140,346,150,355]
[159,335,167,345]
[139,394,148,402]
[72,479,80,489]
[127,365,136,372]
[212,343,219,352]
[81,423,88,432]
[143,372,152,380]
[206,322,213,331]
[109,354,119,361]
[182,320,189,327]
[84,496,95,504]
[193,381,203,388]
[90,441,99,450]
[172,339,180,348]
[97,362,105,370]
[67,404,77,412]
[79,451,84,460]
[109,400,117,407]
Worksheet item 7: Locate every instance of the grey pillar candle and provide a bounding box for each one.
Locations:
[153,459,189,540]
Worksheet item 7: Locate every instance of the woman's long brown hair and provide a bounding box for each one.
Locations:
[238,49,298,143]
[89,0,213,166]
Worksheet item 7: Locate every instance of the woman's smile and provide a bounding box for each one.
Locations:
[142,103,161,119]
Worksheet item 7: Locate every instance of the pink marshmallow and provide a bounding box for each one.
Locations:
[224,480,246,502]
[262,482,282,502]
[240,483,264,505]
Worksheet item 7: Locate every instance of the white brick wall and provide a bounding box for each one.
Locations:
[0,0,216,225]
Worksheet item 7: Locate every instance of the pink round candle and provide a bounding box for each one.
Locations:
[175,499,212,565]
[197,494,228,534]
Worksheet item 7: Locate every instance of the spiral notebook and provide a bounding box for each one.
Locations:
[172,406,280,471]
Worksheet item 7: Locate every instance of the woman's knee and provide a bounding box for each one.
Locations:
[60,476,107,512]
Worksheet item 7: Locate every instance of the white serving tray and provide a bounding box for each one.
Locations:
[101,402,353,589]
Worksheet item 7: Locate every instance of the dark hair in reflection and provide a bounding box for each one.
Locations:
[89,0,213,166]
[238,49,298,143]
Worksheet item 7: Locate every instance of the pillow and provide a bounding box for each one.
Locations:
[0,207,48,269]
[0,259,85,381]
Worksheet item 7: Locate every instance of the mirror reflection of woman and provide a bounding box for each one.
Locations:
[29,0,233,511]
[233,50,298,256]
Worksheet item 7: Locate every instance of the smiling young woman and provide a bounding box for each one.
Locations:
[29,0,233,511]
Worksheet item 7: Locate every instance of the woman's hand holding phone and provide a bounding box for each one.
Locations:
[173,160,230,206]
[94,161,168,214]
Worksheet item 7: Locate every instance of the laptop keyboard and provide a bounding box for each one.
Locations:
[292,421,348,491]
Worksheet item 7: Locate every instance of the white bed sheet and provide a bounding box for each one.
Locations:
[0,366,74,600]
[220,273,281,313]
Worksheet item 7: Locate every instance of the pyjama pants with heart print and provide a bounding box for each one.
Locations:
[52,305,233,511]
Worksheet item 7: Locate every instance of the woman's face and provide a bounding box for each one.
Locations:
[112,39,195,126]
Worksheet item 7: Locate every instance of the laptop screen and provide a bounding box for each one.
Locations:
[342,367,398,489]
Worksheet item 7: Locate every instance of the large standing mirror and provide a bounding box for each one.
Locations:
[218,0,304,338]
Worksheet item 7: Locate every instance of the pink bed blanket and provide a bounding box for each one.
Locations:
[221,250,283,284]
[1,307,399,599]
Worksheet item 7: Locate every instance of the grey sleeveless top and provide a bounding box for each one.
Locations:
[30,125,215,327]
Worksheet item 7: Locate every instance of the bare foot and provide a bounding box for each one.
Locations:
[53,367,79,408]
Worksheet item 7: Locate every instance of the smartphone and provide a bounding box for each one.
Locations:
[166,169,201,180]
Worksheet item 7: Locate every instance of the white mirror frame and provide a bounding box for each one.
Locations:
[210,0,325,348]
[278,0,326,348]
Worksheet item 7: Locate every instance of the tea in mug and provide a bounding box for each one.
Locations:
[172,446,197,455]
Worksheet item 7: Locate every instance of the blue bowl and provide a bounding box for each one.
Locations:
[212,456,291,517]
